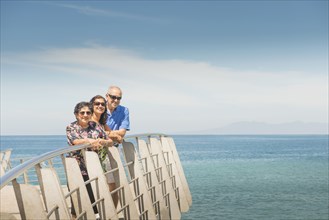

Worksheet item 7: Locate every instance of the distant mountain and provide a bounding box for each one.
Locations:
[191,121,329,135]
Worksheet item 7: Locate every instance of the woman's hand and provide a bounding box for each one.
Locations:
[89,139,102,150]
[99,138,114,147]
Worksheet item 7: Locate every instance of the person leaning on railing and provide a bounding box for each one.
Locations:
[90,94,121,207]
[105,85,130,139]
[66,101,113,219]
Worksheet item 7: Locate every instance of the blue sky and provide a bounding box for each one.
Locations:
[1,1,328,135]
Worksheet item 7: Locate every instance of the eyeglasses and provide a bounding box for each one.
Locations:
[107,94,122,101]
[79,111,92,116]
[94,102,106,107]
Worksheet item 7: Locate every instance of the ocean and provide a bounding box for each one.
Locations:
[1,135,328,220]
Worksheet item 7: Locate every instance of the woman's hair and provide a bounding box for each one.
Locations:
[90,95,108,125]
[74,101,93,115]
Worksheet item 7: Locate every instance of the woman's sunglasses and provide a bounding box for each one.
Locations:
[94,102,106,107]
[79,111,92,116]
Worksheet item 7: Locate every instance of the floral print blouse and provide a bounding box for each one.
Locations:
[66,121,108,175]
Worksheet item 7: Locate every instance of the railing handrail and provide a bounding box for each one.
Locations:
[0,133,166,189]
[0,143,90,188]
[124,133,167,140]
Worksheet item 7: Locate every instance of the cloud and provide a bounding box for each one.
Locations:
[3,45,327,106]
[1,45,328,134]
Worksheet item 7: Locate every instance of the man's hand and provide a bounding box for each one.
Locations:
[108,131,123,143]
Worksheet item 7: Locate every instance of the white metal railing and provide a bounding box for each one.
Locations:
[0,143,90,188]
[0,134,165,188]
[0,133,191,220]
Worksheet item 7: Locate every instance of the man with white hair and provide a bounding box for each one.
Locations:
[105,85,130,207]
[106,85,130,138]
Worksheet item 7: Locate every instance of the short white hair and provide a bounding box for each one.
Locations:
[108,85,122,94]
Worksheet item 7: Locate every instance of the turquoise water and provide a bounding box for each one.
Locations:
[1,135,328,219]
[175,135,328,220]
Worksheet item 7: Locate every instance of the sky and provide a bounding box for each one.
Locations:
[1,0,328,135]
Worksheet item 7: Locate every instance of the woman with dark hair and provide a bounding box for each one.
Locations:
[66,101,113,219]
[90,95,122,143]
[90,95,121,207]
[90,95,108,125]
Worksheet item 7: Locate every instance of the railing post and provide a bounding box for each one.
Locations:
[20,159,29,184]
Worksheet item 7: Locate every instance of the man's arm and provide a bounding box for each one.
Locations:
[105,124,123,143]
[112,129,126,138]
[118,107,130,138]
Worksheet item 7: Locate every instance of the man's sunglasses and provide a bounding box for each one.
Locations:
[107,94,122,100]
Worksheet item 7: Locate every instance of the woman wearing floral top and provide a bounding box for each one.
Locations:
[66,101,113,218]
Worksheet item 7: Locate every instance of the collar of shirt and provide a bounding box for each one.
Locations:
[107,105,120,116]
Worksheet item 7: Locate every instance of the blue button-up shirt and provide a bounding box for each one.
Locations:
[106,105,130,131]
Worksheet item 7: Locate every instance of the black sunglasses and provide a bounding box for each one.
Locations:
[94,102,106,107]
[107,94,122,100]
[79,111,92,116]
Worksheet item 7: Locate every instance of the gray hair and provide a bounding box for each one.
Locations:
[108,85,122,94]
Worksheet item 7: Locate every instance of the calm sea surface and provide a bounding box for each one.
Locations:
[1,135,328,220]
